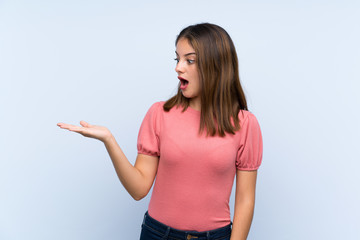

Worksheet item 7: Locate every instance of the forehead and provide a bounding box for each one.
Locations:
[176,38,195,55]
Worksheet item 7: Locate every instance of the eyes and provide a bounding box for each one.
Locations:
[174,58,196,64]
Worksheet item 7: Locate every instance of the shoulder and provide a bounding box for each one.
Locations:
[149,101,165,109]
[146,101,165,114]
[139,102,165,133]
[238,110,259,126]
[235,110,263,170]
[142,101,167,126]
[237,110,262,135]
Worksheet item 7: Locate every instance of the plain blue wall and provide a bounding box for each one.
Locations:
[1,0,359,239]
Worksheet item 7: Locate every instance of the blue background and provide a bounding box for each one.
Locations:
[1,0,359,239]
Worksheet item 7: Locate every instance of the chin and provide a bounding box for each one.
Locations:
[181,92,193,99]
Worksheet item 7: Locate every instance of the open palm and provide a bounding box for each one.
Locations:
[57,121,112,142]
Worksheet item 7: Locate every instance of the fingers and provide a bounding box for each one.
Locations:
[57,121,107,140]
[57,122,84,132]
[57,122,73,129]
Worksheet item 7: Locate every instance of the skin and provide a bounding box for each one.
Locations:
[57,37,258,240]
[175,37,258,240]
[57,121,159,201]
[175,38,201,111]
[231,170,258,240]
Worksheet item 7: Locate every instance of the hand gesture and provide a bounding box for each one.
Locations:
[57,121,112,143]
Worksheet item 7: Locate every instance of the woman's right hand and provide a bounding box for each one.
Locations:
[57,121,113,143]
[57,120,159,201]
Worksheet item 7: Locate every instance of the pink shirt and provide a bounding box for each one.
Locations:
[137,102,263,231]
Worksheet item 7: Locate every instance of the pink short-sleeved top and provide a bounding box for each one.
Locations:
[137,101,263,231]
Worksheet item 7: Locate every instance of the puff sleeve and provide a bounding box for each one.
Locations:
[236,112,263,170]
[137,102,162,157]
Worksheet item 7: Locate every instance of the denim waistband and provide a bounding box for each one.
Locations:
[142,211,232,240]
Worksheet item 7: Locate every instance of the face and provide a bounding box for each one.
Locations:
[175,38,201,107]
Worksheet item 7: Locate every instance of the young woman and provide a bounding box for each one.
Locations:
[58,23,263,240]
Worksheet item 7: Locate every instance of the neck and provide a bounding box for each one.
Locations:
[189,98,201,111]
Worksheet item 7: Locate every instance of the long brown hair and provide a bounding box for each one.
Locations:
[164,23,248,137]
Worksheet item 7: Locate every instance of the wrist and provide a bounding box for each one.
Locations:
[103,132,115,145]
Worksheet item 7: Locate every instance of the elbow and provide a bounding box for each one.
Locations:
[237,198,255,212]
[133,195,145,201]
[235,194,256,209]
[240,195,256,206]
[131,192,148,201]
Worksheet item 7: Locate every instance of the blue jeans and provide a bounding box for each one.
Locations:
[140,212,231,240]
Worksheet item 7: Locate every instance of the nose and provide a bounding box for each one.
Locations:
[175,60,184,74]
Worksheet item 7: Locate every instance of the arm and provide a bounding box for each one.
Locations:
[57,121,158,201]
[104,135,158,200]
[230,170,258,240]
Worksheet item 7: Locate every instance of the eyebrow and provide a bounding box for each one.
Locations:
[175,51,196,57]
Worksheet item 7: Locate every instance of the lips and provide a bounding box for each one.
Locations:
[178,76,189,90]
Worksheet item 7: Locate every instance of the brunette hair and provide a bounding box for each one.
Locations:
[164,23,248,137]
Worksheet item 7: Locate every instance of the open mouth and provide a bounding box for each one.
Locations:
[178,77,189,89]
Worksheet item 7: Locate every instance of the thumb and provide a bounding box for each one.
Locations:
[80,120,91,128]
